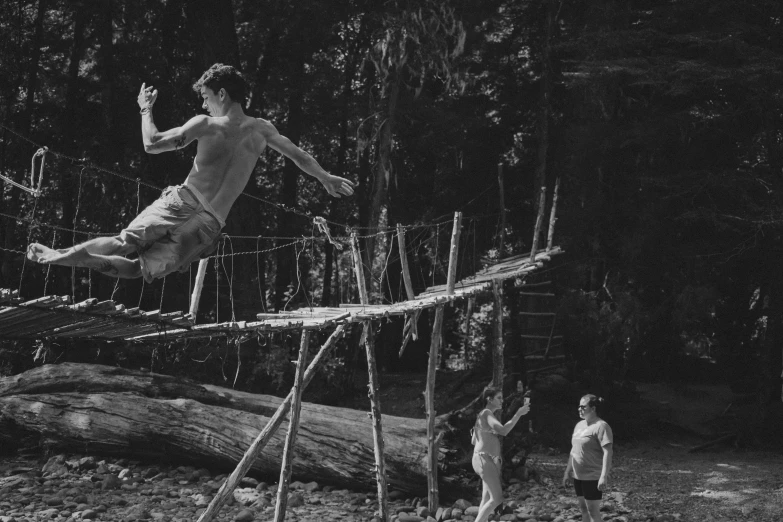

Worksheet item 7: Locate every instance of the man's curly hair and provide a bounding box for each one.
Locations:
[192,63,247,106]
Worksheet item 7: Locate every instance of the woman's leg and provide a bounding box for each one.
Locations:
[576,496,590,521]
[585,499,602,522]
[477,479,490,518]
[474,456,503,522]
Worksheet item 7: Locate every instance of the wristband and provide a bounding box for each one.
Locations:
[140,106,152,115]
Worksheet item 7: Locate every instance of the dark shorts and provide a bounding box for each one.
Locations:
[120,185,225,283]
[574,478,602,500]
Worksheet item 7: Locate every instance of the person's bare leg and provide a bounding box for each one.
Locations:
[576,497,590,521]
[48,249,142,278]
[585,499,602,522]
[474,459,503,522]
[480,481,491,511]
[28,236,133,264]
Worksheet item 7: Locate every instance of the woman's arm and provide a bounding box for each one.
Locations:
[562,454,574,488]
[598,443,613,491]
[486,405,528,436]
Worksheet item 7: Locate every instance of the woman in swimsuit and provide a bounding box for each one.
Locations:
[472,386,530,522]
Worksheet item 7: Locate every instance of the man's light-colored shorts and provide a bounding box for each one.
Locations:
[120,185,225,283]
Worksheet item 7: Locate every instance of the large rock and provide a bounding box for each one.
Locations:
[453,499,472,510]
[288,492,305,508]
[42,455,68,478]
[233,488,261,506]
[234,509,255,522]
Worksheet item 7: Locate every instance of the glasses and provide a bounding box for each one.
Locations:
[578,405,590,410]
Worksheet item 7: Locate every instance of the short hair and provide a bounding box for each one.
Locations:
[192,63,247,105]
[582,394,604,410]
[482,386,502,404]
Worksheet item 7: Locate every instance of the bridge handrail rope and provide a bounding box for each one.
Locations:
[0,122,514,310]
[0,122,485,236]
[0,146,47,197]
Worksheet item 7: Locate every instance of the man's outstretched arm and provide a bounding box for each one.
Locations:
[138,83,208,154]
[261,119,355,197]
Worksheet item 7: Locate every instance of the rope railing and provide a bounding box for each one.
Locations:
[0,122,498,236]
[0,122,534,314]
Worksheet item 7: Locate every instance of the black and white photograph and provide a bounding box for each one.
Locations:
[0,2,781,521]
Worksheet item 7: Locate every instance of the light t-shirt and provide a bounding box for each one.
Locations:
[570,419,613,480]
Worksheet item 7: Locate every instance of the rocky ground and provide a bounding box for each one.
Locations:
[3,443,781,522]
[0,451,612,522]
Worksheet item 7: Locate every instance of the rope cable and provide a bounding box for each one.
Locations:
[1,122,469,235]
[18,194,40,294]
[220,235,236,323]
[159,276,166,313]
[214,242,220,324]
[256,236,267,313]
[43,230,56,296]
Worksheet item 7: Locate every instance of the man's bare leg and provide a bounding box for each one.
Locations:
[35,248,142,279]
[27,236,134,264]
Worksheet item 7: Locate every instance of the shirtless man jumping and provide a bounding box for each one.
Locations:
[26,63,354,283]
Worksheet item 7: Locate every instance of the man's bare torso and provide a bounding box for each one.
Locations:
[184,115,267,220]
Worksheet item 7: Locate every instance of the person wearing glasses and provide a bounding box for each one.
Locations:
[470,386,530,522]
[562,394,613,522]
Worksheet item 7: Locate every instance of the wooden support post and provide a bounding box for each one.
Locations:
[498,162,506,254]
[351,232,369,306]
[446,213,462,295]
[363,321,389,521]
[397,224,420,357]
[427,305,445,510]
[351,233,390,522]
[397,224,415,301]
[426,212,462,512]
[188,259,209,322]
[274,330,310,522]
[531,185,547,262]
[546,177,560,252]
[196,324,347,522]
[492,280,504,389]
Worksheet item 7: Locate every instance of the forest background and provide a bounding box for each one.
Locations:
[1,0,782,438]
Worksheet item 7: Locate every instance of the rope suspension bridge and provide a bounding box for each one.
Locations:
[0,123,564,522]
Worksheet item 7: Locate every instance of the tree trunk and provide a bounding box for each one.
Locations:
[3,0,48,286]
[184,0,240,72]
[274,57,305,311]
[0,363,470,497]
[533,0,556,216]
[22,0,48,134]
[59,3,89,298]
[0,392,429,493]
[322,240,334,306]
[249,28,281,116]
[364,73,402,293]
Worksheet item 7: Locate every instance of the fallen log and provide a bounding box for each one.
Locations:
[0,364,472,497]
[0,363,230,406]
[0,391,429,493]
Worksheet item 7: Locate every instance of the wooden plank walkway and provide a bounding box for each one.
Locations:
[0,246,562,341]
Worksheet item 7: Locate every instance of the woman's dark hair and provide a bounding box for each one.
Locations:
[192,63,247,105]
[581,394,604,411]
[482,386,502,404]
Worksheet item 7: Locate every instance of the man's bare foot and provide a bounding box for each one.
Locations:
[26,243,57,263]
[27,244,90,266]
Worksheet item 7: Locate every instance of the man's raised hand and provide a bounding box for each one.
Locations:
[138,83,158,111]
[322,174,355,198]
